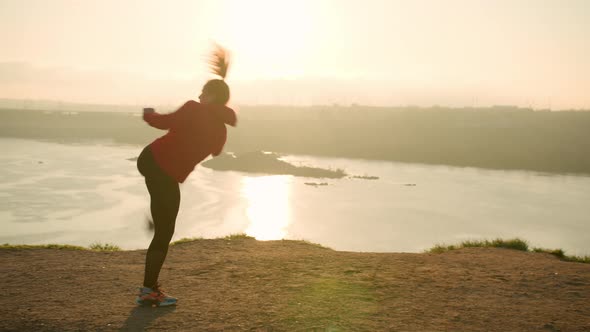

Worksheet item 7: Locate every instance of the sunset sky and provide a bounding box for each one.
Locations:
[1,0,588,109]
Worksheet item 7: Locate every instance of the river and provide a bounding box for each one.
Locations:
[1,138,589,255]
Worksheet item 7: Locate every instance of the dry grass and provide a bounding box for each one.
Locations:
[2,238,590,331]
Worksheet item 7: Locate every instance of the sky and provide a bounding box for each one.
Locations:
[0,0,589,109]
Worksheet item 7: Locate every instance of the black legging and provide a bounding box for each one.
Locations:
[137,146,180,288]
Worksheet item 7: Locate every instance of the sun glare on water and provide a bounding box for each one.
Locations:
[242,175,292,240]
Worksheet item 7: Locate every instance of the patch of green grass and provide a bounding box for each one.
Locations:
[533,247,565,258]
[428,244,458,254]
[563,256,590,264]
[532,247,590,263]
[429,238,529,253]
[284,239,332,250]
[170,237,204,245]
[0,243,88,250]
[1,242,120,251]
[428,238,589,264]
[282,277,377,330]
[88,242,121,251]
[222,233,254,240]
[462,238,529,251]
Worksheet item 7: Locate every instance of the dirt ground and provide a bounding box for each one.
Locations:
[1,238,589,331]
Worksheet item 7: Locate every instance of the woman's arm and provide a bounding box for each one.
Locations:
[143,101,196,130]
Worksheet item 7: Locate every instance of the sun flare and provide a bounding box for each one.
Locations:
[219,0,314,79]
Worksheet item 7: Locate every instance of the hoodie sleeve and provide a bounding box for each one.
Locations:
[143,101,194,130]
[210,105,237,156]
[210,127,227,157]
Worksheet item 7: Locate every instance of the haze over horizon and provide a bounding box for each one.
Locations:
[1,0,589,109]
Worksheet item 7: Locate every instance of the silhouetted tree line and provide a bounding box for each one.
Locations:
[1,105,589,174]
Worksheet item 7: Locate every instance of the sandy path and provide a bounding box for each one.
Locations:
[1,238,589,331]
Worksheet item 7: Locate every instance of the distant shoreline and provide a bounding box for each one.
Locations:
[2,106,590,176]
[2,98,589,113]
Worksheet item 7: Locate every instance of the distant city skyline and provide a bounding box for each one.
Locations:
[1,0,588,109]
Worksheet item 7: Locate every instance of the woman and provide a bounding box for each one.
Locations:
[135,45,237,306]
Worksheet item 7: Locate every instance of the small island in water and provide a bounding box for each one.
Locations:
[202,151,347,179]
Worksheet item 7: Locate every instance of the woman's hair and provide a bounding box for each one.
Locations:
[203,44,231,105]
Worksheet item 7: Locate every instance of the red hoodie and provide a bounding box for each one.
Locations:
[144,100,237,183]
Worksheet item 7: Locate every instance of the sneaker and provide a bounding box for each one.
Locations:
[135,283,177,307]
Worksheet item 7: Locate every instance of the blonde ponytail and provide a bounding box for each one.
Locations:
[208,43,230,80]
